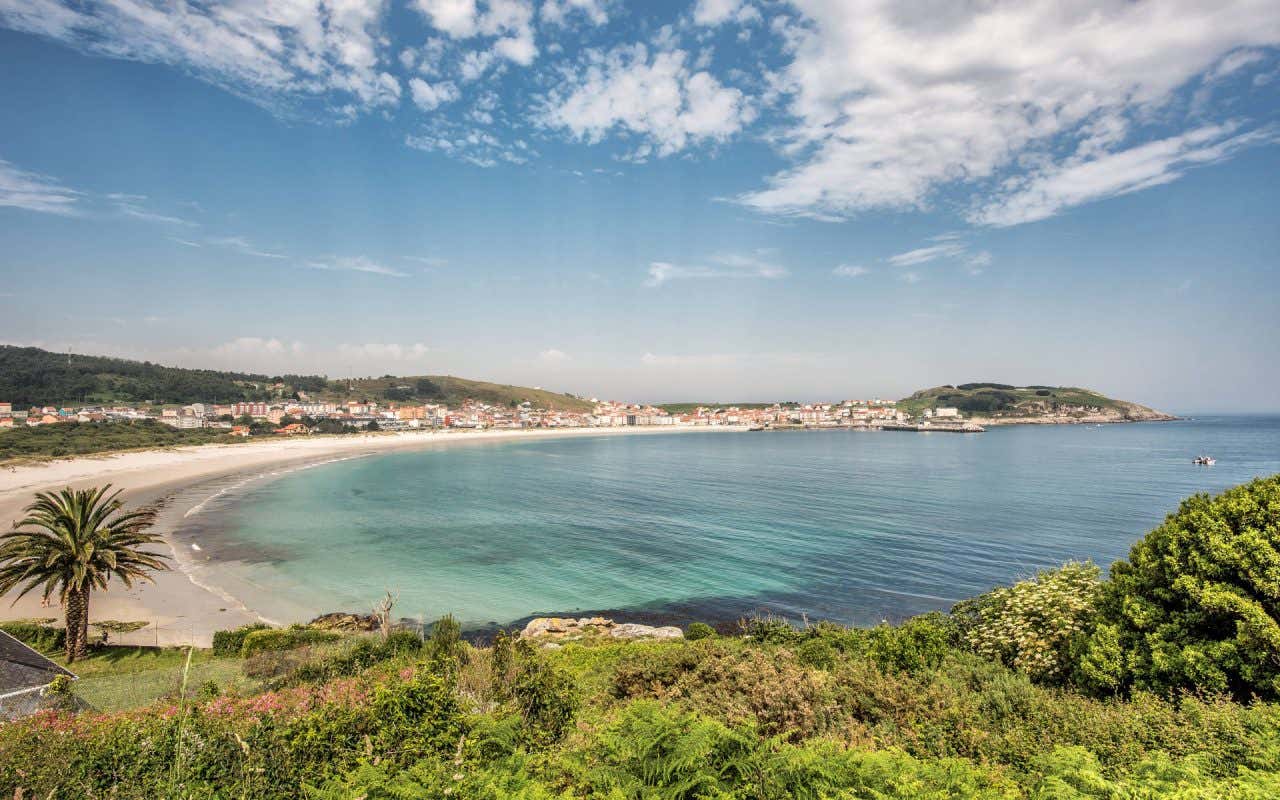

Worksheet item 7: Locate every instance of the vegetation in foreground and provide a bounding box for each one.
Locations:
[1,475,1278,798]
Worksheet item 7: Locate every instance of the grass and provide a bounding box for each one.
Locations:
[0,420,242,463]
[58,646,256,712]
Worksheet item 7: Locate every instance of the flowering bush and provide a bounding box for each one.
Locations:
[953,561,1102,684]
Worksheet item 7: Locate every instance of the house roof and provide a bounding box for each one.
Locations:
[0,630,74,694]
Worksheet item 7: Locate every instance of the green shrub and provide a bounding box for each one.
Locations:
[685,621,715,641]
[1081,475,1280,699]
[866,612,955,673]
[281,632,425,687]
[512,644,577,746]
[740,612,801,645]
[212,622,270,656]
[580,701,1017,799]
[0,621,65,653]
[426,614,467,666]
[953,561,1101,684]
[240,626,341,657]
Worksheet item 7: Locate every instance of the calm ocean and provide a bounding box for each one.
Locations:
[170,416,1280,629]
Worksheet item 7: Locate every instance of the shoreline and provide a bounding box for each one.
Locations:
[0,425,744,646]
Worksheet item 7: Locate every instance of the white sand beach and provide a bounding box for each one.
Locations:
[0,426,740,646]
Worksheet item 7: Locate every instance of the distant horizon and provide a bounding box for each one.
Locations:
[4,343,1279,415]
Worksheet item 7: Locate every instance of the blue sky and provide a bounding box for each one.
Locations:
[1,0,1278,411]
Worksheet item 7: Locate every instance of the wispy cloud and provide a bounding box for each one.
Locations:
[832,264,868,278]
[965,251,992,275]
[305,256,408,277]
[213,336,304,358]
[885,237,991,278]
[208,236,287,260]
[645,252,787,287]
[970,123,1279,227]
[0,158,80,215]
[887,243,966,267]
[110,194,195,226]
[337,342,430,361]
[538,348,570,363]
[0,1,399,120]
[403,255,448,267]
[737,2,1280,224]
[170,237,203,248]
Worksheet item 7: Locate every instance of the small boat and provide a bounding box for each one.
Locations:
[746,425,765,432]
[1193,456,1216,466]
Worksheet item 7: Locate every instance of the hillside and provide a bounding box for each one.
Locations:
[339,374,594,412]
[0,346,592,411]
[897,383,1173,422]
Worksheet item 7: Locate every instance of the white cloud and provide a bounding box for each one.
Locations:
[408,77,460,110]
[692,0,742,26]
[412,0,537,65]
[459,49,497,81]
[537,348,570,362]
[645,252,787,286]
[0,158,80,215]
[403,255,448,267]
[541,0,608,27]
[493,33,537,65]
[965,251,991,275]
[413,0,480,37]
[899,271,922,284]
[971,123,1279,227]
[0,0,400,118]
[887,243,966,267]
[337,342,431,361]
[541,44,754,157]
[304,256,409,277]
[111,195,194,226]
[739,0,1280,223]
[405,124,529,167]
[213,337,304,358]
[170,237,203,247]
[832,264,868,277]
[208,235,286,259]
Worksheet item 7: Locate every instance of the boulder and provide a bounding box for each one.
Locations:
[308,612,380,632]
[520,616,682,642]
[609,623,684,641]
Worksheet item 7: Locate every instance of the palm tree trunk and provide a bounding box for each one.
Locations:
[64,587,88,662]
[81,590,92,656]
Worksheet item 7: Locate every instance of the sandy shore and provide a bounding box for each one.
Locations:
[0,426,741,647]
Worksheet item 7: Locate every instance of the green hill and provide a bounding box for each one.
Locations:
[338,374,593,412]
[897,383,1171,421]
[0,345,592,412]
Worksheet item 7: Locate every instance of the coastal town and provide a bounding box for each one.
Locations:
[0,396,981,435]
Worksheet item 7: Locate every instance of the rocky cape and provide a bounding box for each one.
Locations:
[897,383,1176,425]
[520,616,683,644]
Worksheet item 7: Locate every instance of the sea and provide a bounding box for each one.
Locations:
[167,416,1280,630]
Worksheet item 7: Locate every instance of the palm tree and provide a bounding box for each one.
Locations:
[0,485,169,662]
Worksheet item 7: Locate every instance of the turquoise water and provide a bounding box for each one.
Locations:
[173,417,1280,628]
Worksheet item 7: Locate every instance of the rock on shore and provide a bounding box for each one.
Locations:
[309,612,381,632]
[520,616,683,642]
